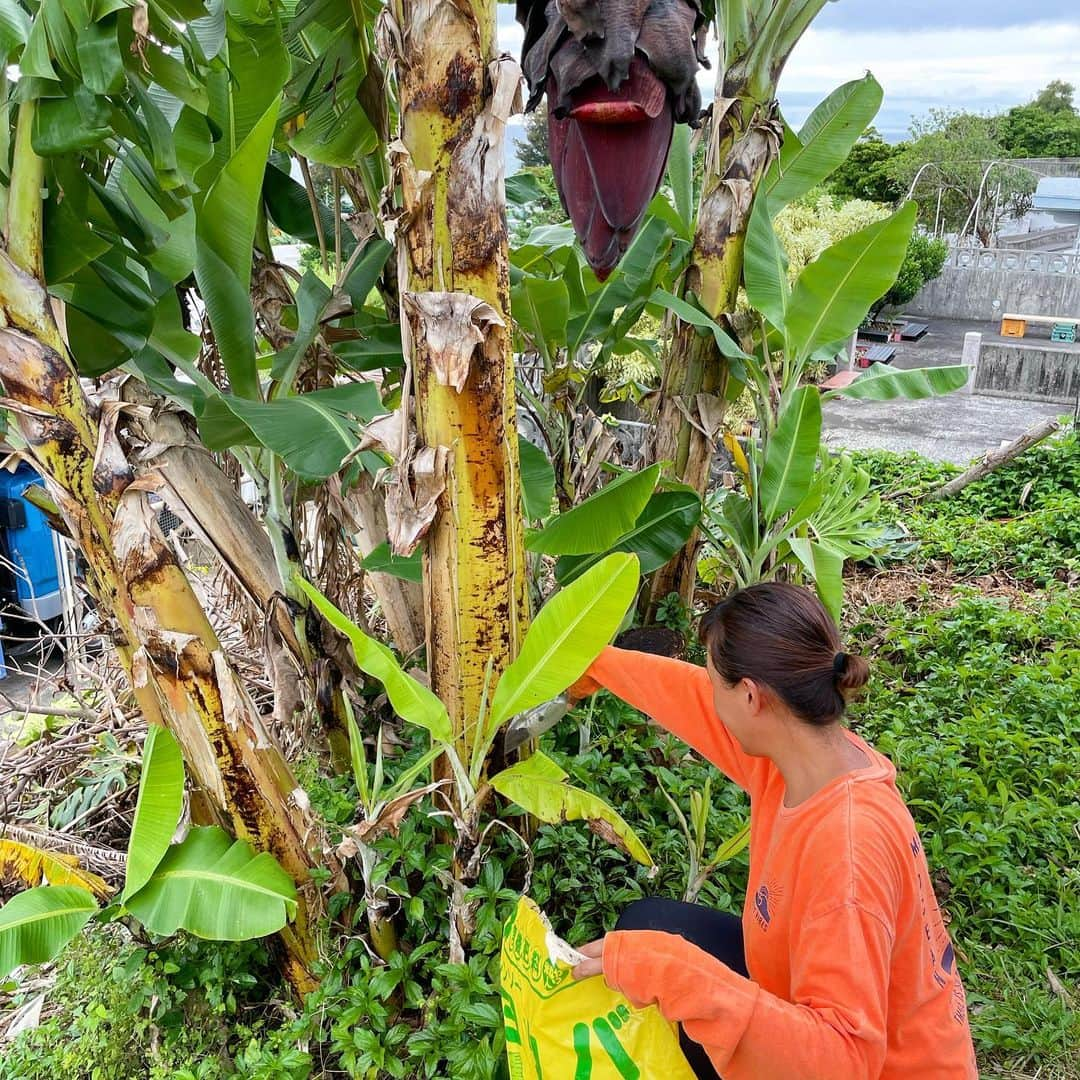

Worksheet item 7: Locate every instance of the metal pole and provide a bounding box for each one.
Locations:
[963,160,999,245]
[905,162,937,202]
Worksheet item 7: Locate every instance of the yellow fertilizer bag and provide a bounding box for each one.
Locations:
[500,896,696,1079]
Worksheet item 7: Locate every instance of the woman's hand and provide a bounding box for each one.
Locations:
[571,938,605,981]
[566,673,602,704]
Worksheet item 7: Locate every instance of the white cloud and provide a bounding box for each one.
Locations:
[780,22,1080,101]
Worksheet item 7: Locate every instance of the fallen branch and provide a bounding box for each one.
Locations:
[921,418,1063,503]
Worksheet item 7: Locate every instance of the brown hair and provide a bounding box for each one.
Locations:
[698,582,869,726]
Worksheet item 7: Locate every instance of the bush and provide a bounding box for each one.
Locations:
[855,433,1080,582]
[0,929,284,1080]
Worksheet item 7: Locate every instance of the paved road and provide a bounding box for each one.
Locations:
[823,318,1073,465]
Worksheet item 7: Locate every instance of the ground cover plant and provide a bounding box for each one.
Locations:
[3,437,1078,1077]
[854,427,1080,585]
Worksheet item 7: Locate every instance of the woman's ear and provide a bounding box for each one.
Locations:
[742,678,766,714]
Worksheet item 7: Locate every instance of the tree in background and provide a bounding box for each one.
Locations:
[887,110,1035,244]
[1033,80,1076,115]
[515,105,550,168]
[827,129,905,204]
[1000,82,1080,158]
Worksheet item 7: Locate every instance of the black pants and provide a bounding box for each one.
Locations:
[615,898,748,1080]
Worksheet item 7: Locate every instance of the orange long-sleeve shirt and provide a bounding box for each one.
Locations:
[588,646,978,1079]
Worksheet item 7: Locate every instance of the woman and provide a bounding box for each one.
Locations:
[569,583,977,1079]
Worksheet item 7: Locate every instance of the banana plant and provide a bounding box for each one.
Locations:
[336,700,443,960]
[687,76,972,619]
[0,0,344,989]
[0,724,298,981]
[657,773,750,904]
[646,0,860,610]
[299,553,652,960]
[703,430,886,621]
[510,194,693,509]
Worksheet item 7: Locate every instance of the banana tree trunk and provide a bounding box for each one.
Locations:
[388,0,529,763]
[0,110,330,994]
[646,74,782,612]
[122,402,323,747]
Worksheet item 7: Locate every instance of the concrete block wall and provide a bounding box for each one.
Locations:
[908,249,1080,322]
[973,342,1080,407]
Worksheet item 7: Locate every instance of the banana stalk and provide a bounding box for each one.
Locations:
[0,103,329,995]
[386,0,529,759]
[384,0,530,955]
[646,0,823,611]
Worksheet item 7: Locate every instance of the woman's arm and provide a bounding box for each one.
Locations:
[601,901,893,1080]
[582,646,768,794]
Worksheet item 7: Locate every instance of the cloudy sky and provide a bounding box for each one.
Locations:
[498,2,1080,143]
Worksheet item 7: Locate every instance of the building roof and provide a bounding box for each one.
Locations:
[1033,177,1080,212]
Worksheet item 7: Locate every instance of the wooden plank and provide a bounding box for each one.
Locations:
[820,370,861,391]
[1002,313,1079,326]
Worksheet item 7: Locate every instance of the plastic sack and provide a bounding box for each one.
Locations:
[500,896,696,1079]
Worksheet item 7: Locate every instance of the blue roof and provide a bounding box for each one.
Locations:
[1033,177,1080,212]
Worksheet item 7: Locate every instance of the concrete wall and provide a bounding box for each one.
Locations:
[974,342,1080,406]
[908,249,1080,321]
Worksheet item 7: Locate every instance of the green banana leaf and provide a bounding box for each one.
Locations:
[554,490,701,586]
[194,99,280,398]
[122,725,185,904]
[786,203,917,362]
[124,827,297,941]
[519,437,556,522]
[361,542,423,584]
[648,289,751,361]
[0,886,98,979]
[490,752,652,867]
[788,537,846,623]
[512,275,570,365]
[743,192,790,328]
[825,363,970,401]
[758,387,822,525]
[486,553,639,734]
[665,123,695,238]
[296,576,452,744]
[196,382,384,482]
[765,76,884,209]
[269,271,332,382]
[526,465,660,556]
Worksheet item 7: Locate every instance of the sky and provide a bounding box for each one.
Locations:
[498,2,1080,146]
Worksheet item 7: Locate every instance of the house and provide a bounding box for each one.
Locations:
[1027,177,1080,249]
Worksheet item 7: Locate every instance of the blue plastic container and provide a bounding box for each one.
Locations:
[0,463,63,623]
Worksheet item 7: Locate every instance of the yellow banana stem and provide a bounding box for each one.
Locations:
[391,0,529,764]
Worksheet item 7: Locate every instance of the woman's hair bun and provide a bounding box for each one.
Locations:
[836,653,870,697]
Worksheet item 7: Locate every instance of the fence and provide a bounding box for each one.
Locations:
[908,247,1080,321]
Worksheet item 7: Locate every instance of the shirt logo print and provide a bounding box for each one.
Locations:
[753,879,784,931]
[754,885,772,928]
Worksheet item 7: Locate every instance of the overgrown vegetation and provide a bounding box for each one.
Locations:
[4,436,1078,1077]
[855,427,1080,584]
[1,0,1076,1067]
